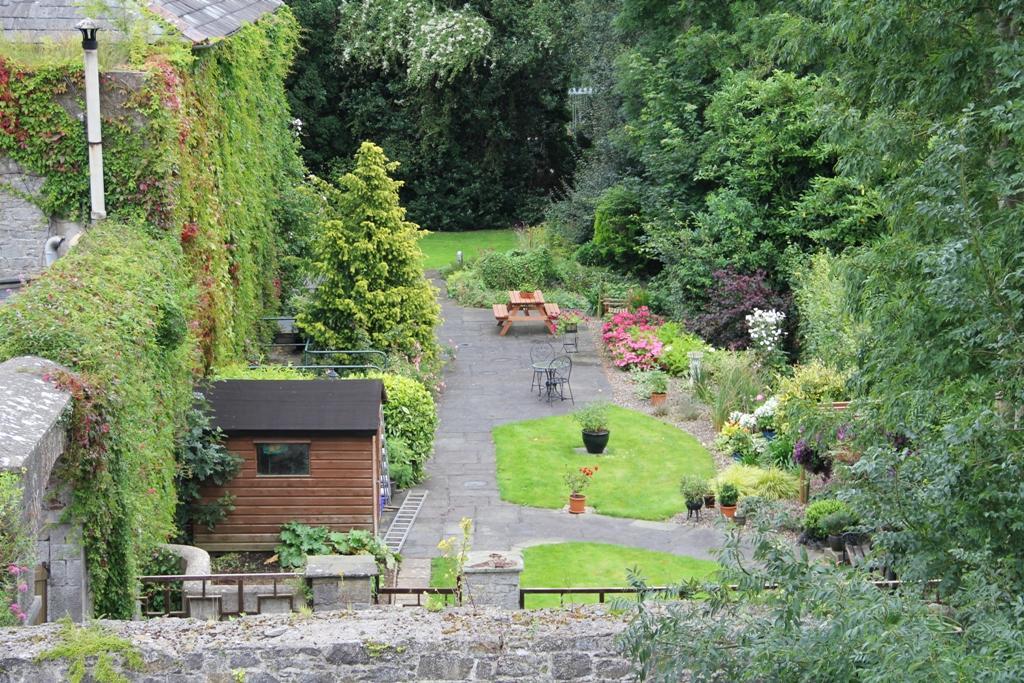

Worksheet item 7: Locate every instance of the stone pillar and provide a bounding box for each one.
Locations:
[460,551,523,609]
[305,555,379,611]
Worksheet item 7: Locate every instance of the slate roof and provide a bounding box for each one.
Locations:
[0,0,281,45]
[205,380,388,435]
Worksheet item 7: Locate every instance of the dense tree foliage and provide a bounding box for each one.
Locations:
[592,0,1024,679]
[285,0,578,230]
[551,0,886,318]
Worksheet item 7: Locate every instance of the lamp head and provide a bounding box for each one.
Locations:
[76,18,99,50]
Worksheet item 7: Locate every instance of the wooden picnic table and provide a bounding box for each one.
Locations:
[493,290,559,336]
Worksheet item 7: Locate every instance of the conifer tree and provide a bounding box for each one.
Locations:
[297,142,440,363]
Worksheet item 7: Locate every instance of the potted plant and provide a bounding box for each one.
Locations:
[714,422,755,462]
[734,495,764,528]
[718,482,739,519]
[564,465,597,514]
[753,396,778,440]
[821,510,855,553]
[556,310,584,334]
[574,402,611,454]
[680,475,706,519]
[647,370,669,407]
[703,484,716,509]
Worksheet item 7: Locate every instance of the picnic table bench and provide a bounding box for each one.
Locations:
[493,290,557,336]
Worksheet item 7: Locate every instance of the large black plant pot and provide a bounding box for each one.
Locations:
[582,430,610,454]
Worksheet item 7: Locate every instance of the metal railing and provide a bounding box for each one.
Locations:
[138,572,301,618]
[375,586,460,607]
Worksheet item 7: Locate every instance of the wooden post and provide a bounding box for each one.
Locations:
[799,470,809,504]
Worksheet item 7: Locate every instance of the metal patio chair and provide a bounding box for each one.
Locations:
[529,341,556,394]
[545,355,574,404]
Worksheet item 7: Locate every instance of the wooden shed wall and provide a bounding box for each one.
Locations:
[194,434,379,551]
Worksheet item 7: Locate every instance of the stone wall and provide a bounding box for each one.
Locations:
[0,356,89,623]
[0,606,636,682]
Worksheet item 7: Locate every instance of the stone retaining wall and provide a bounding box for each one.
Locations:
[0,606,635,682]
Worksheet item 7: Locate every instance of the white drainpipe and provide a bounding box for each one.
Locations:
[76,19,106,222]
[44,236,65,266]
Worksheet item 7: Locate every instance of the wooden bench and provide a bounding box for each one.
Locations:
[601,297,628,316]
[543,303,561,318]
[492,304,509,325]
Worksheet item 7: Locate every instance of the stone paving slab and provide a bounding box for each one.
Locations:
[401,278,725,562]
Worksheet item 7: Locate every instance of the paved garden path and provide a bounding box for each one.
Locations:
[400,279,724,561]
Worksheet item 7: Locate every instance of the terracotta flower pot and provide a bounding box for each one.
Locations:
[569,493,587,514]
[650,392,667,407]
[720,505,737,519]
[582,430,609,454]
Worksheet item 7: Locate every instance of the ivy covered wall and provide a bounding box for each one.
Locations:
[0,9,305,617]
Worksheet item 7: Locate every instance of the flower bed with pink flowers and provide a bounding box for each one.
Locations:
[601,307,666,370]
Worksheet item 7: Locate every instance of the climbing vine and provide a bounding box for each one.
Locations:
[0,10,307,615]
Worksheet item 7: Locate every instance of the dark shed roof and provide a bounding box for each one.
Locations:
[0,0,281,45]
[206,379,386,434]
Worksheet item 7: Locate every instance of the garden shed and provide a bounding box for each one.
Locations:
[194,379,387,550]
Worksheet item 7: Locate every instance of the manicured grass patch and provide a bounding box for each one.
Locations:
[520,543,718,608]
[419,229,518,270]
[428,543,718,609]
[494,406,716,520]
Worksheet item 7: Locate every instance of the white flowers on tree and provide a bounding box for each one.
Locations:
[337,0,493,87]
[746,308,786,368]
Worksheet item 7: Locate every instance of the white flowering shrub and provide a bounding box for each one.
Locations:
[338,0,493,86]
[745,308,786,368]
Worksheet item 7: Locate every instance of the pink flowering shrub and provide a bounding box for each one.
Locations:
[602,307,665,370]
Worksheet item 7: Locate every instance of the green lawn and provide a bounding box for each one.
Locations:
[430,543,718,608]
[419,229,518,270]
[494,405,715,520]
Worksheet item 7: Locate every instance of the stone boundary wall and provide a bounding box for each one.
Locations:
[0,606,636,682]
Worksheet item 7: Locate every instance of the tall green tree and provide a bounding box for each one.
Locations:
[297,143,440,362]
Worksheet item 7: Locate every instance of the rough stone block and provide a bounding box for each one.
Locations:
[416,653,476,680]
[188,596,222,621]
[257,595,294,615]
[551,652,593,680]
[305,555,378,611]
[460,551,523,610]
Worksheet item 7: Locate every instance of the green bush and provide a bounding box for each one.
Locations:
[276,522,400,572]
[173,393,243,543]
[386,437,417,490]
[793,252,864,371]
[0,220,194,618]
[475,247,560,291]
[0,472,33,626]
[593,184,649,274]
[374,374,438,484]
[804,499,849,539]
[657,323,711,377]
[680,475,709,505]
[774,362,850,435]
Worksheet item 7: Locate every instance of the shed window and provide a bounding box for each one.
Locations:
[257,443,310,476]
